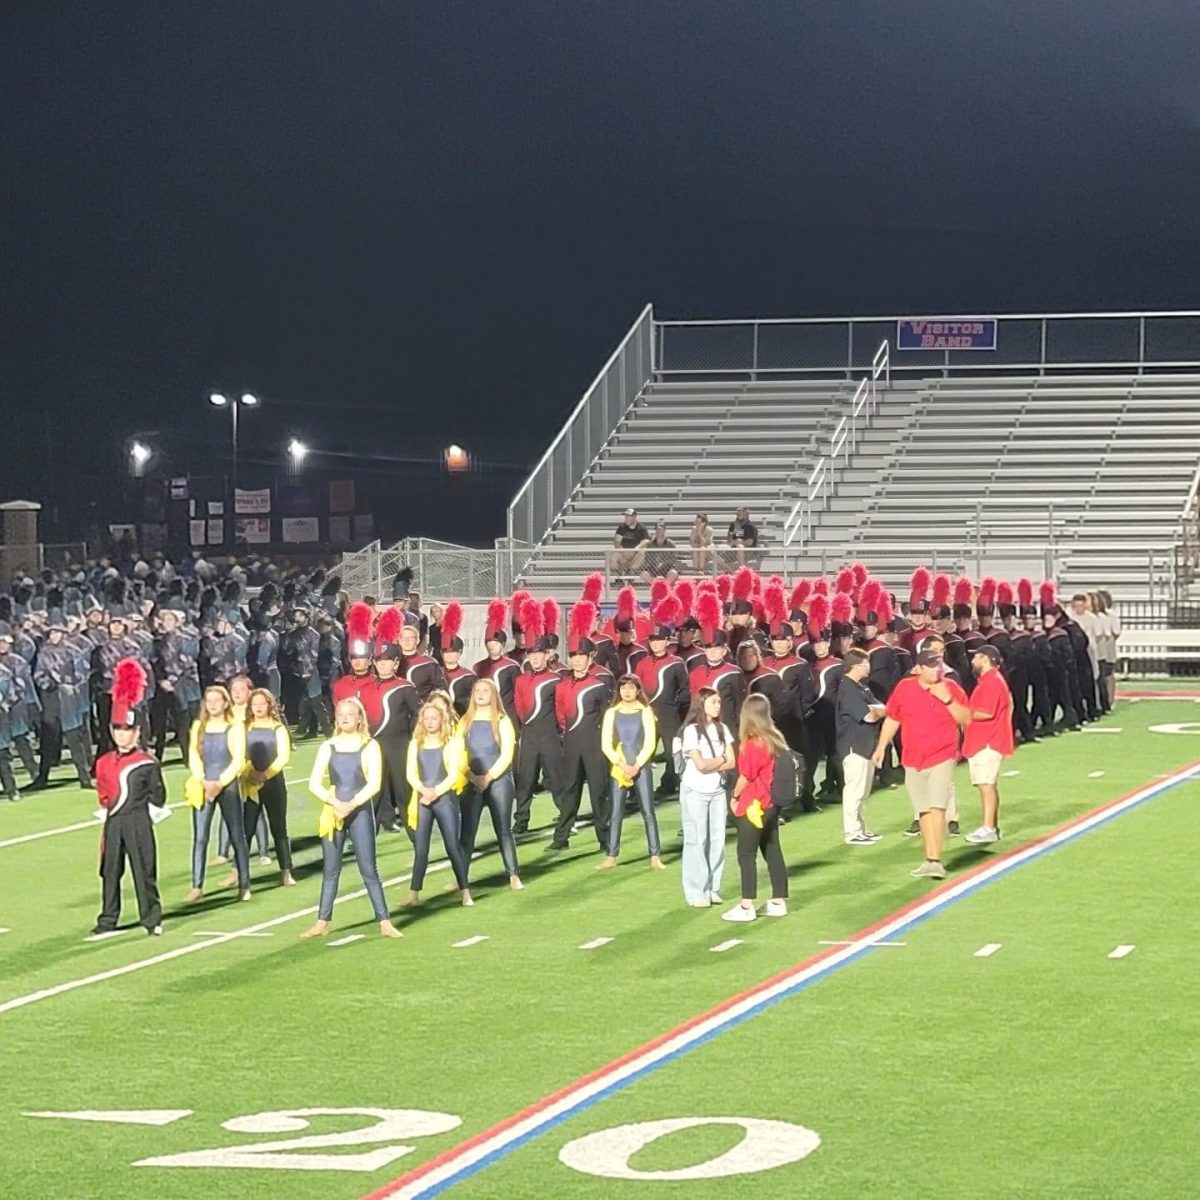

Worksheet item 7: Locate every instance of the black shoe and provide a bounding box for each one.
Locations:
[88,925,115,937]
[513,822,529,836]
[545,841,568,854]
[903,819,921,837]
[948,820,961,837]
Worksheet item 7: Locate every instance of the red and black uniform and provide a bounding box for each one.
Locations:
[1001,627,1037,741]
[763,649,818,808]
[939,631,972,690]
[553,668,613,849]
[444,665,476,716]
[590,634,620,678]
[674,640,705,673]
[373,676,420,830]
[981,624,1010,665]
[1047,623,1082,729]
[402,652,448,703]
[1027,625,1057,734]
[635,651,689,793]
[855,636,902,704]
[897,624,936,659]
[93,748,165,933]
[810,652,845,795]
[615,639,649,676]
[472,653,521,718]
[512,666,564,832]
[688,656,746,734]
[331,671,382,726]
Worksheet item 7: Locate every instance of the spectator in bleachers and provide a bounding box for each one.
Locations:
[608,508,649,583]
[721,507,759,570]
[640,522,680,585]
[689,514,714,574]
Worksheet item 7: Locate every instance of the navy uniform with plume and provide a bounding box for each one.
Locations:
[283,602,331,737]
[33,612,94,787]
[92,659,166,936]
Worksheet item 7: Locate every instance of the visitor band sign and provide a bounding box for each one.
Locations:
[897,318,997,351]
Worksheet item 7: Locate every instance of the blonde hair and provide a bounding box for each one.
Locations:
[427,690,458,733]
[414,700,454,748]
[247,688,282,723]
[203,685,233,719]
[462,678,502,741]
[333,697,370,739]
[738,693,787,756]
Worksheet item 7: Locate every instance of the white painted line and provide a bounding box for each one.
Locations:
[1108,944,1135,959]
[452,935,489,948]
[1081,726,1122,734]
[1001,770,1020,778]
[25,1109,193,1126]
[1088,771,1105,779]
[579,937,613,951]
[327,934,365,948]
[83,930,128,943]
[974,943,1002,958]
[1128,697,1143,703]
[709,939,743,953]
[818,939,906,947]
[0,927,10,935]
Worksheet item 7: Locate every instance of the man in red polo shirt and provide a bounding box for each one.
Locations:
[873,648,971,879]
[963,644,1014,845]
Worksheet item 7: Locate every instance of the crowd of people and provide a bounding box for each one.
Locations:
[45,558,1121,937]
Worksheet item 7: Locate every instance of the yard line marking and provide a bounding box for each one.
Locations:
[579,937,613,951]
[0,834,552,1018]
[818,939,905,947]
[0,927,10,935]
[1088,771,1106,778]
[974,943,1002,958]
[1118,691,1200,700]
[709,939,742,953]
[328,934,365,947]
[452,935,489,948]
[1108,944,1135,959]
[83,930,128,943]
[1081,726,1122,734]
[1001,770,1020,778]
[25,1109,193,1126]
[360,758,1200,1200]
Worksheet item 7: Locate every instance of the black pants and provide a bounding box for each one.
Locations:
[607,772,661,858]
[460,772,520,879]
[11,734,37,778]
[411,795,470,891]
[36,690,63,784]
[97,810,162,931]
[0,749,16,799]
[1025,661,1054,733]
[1077,663,1100,722]
[735,809,788,901]
[651,709,681,793]
[375,736,410,831]
[1006,663,1034,740]
[297,690,332,738]
[556,732,609,849]
[513,725,564,828]
[152,692,199,760]
[243,774,292,873]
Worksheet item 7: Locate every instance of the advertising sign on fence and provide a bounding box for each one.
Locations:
[897,318,997,351]
[234,517,271,545]
[282,517,320,543]
[234,488,272,515]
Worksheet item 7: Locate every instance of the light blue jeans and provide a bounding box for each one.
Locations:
[679,782,727,904]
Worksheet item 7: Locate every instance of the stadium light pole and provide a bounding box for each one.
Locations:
[208,391,259,492]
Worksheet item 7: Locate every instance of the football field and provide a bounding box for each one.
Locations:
[2,693,1198,1199]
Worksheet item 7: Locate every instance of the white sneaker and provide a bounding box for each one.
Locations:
[910,860,947,879]
[689,898,711,909]
[845,833,882,846]
[763,899,788,918]
[709,893,723,904]
[965,826,999,845]
[721,904,757,923]
[257,855,272,866]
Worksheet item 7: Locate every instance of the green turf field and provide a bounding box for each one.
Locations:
[1,696,1198,1199]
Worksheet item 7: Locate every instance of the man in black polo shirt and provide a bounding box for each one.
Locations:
[836,647,886,845]
[723,507,759,570]
[608,508,649,582]
[640,522,680,585]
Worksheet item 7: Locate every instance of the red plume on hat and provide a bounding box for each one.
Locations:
[649,577,670,608]
[520,597,544,642]
[831,592,853,628]
[835,566,855,596]
[1040,580,1057,611]
[806,594,830,641]
[909,566,931,608]
[997,581,1015,608]
[375,605,402,647]
[111,657,147,726]
[541,597,560,642]
[877,590,894,631]
[858,578,882,624]
[510,590,532,630]
[616,585,637,626]
[674,578,696,617]
[653,593,682,629]
[485,599,508,641]
[1017,578,1034,610]
[569,601,596,652]
[790,579,812,612]
[978,576,997,610]
[732,566,755,600]
[812,576,830,597]
[347,601,373,654]
[851,562,869,593]
[440,601,464,650]
[697,590,722,642]
[716,574,733,604]
[931,573,952,612]
[580,573,604,606]
[764,580,787,628]
[954,576,974,608]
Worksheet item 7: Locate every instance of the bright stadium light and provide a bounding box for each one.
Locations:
[288,437,309,465]
[208,392,229,407]
[130,441,151,467]
[240,392,259,407]
[444,444,470,473]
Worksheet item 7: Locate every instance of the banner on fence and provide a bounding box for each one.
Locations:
[282,517,320,543]
[234,488,272,515]
[897,318,997,351]
[235,517,271,545]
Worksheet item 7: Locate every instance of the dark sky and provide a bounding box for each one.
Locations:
[4,1,1199,542]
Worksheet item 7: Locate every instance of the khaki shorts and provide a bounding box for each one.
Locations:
[905,759,955,814]
[968,747,1004,786]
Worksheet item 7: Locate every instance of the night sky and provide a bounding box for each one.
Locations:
[4,1,1199,546]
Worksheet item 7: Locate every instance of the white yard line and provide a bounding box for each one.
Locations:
[1088,771,1105,778]
[974,943,1002,958]
[579,937,613,950]
[452,935,489,948]
[709,939,743,953]
[818,939,906,947]
[25,1109,193,1126]
[1108,944,1136,959]
[327,934,365,947]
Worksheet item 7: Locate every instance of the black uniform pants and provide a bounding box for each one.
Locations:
[0,749,17,799]
[734,809,788,901]
[297,688,332,737]
[36,690,63,784]
[375,736,410,832]
[460,773,520,879]
[243,774,292,873]
[556,732,608,849]
[11,734,36,779]
[513,725,564,828]
[97,810,162,931]
[1006,663,1034,740]
[1026,661,1054,733]
[651,708,681,793]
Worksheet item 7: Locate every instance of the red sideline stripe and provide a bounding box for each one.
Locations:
[1117,690,1200,700]
[359,759,1200,1200]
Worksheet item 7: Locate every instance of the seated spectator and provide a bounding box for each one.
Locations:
[720,507,759,570]
[640,523,680,585]
[689,513,714,574]
[608,508,650,582]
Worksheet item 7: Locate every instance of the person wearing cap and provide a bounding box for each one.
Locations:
[962,645,1014,845]
[689,630,746,737]
[608,509,650,583]
[999,586,1037,744]
[872,648,971,879]
[440,625,476,716]
[282,604,330,738]
[723,507,759,572]
[807,615,844,803]
[512,634,564,836]
[673,616,705,672]
[473,602,521,719]
[202,608,249,687]
[598,676,664,871]
[0,626,39,785]
[33,616,94,788]
[635,623,690,798]
[613,613,649,677]
[835,648,886,845]
[400,614,448,702]
[1043,587,1082,732]
[553,632,613,853]
[91,659,167,937]
[151,605,202,763]
[249,587,282,698]
[372,621,421,835]
[0,660,22,801]
[639,523,680,586]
